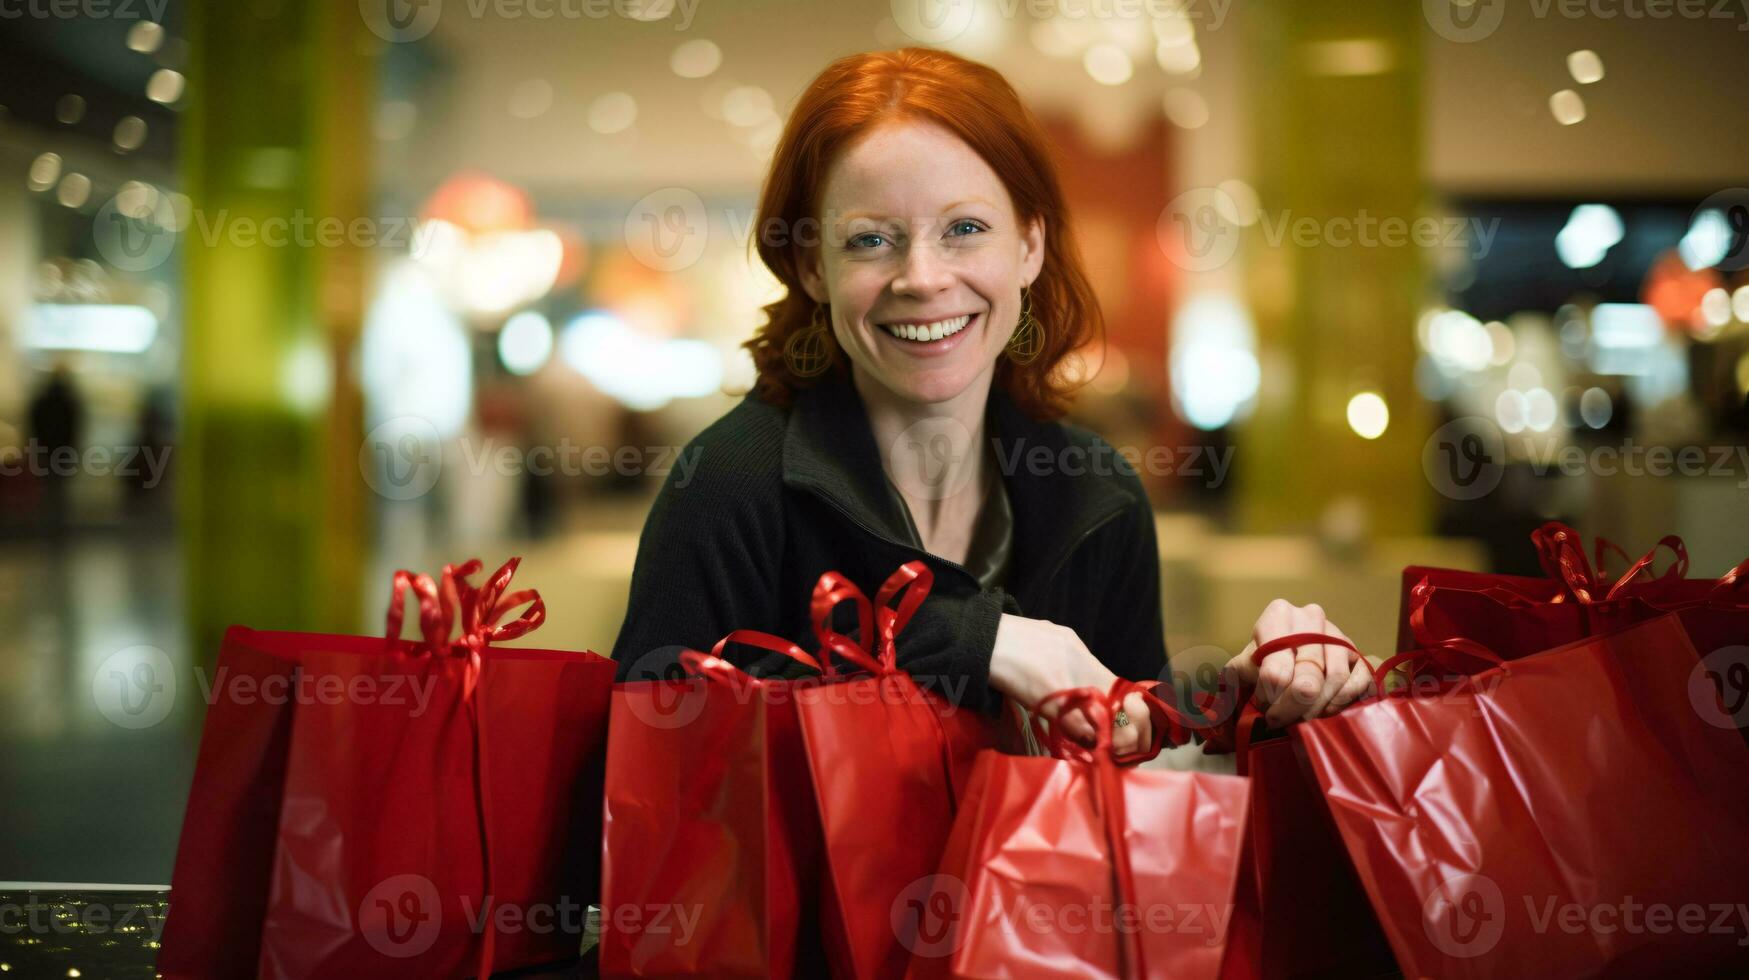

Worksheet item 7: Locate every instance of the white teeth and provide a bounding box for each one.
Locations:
[882,313,972,342]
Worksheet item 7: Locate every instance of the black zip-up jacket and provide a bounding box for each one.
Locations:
[610,378,1169,715]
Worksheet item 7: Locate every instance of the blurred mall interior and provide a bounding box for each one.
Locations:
[1,0,1747,888]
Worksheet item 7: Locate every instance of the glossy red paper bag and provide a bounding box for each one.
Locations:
[598,632,828,979]
[1295,615,1749,979]
[160,559,614,980]
[1394,563,1583,659]
[157,632,299,979]
[908,686,1251,980]
[1398,523,1746,663]
[795,563,1004,980]
[1199,634,1398,980]
[1230,710,1399,980]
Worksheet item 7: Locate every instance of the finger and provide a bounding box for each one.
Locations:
[1110,704,1140,757]
[1307,608,1350,717]
[1319,620,1367,714]
[1231,639,1261,686]
[1327,655,1373,714]
[1116,690,1153,756]
[1058,707,1097,746]
[1251,600,1295,699]
[1267,604,1327,727]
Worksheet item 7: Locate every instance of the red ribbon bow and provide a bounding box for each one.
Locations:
[386,557,546,701]
[809,560,934,676]
[1530,522,1693,604]
[672,563,936,686]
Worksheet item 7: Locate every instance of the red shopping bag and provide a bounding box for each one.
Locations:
[907,683,1252,980]
[1399,522,1748,662]
[1193,635,1399,980]
[598,631,832,978]
[1294,615,1749,979]
[795,562,1004,979]
[158,558,615,980]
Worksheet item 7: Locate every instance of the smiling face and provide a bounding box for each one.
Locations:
[799,118,1046,409]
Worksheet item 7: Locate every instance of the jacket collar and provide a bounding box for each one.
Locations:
[780,378,1137,600]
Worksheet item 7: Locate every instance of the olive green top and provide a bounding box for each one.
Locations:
[882,448,1014,592]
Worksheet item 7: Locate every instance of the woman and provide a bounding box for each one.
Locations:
[612,47,1372,753]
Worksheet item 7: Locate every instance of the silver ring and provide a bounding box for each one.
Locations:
[1113,708,1131,728]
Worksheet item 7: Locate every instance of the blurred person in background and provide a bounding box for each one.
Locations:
[27,361,84,531]
[612,47,1372,755]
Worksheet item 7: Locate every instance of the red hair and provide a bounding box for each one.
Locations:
[745,47,1102,420]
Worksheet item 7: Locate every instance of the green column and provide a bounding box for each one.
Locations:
[1236,0,1430,535]
[181,4,373,663]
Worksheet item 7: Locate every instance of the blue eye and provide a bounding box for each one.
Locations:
[947,219,987,238]
[849,232,888,249]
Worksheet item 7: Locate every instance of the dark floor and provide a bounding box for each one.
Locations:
[0,523,196,886]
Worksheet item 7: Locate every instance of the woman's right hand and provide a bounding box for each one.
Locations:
[987,613,1153,757]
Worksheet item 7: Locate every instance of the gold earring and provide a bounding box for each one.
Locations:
[1006,286,1044,364]
[785,303,834,378]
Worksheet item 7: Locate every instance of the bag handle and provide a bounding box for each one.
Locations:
[679,630,824,683]
[1708,557,1749,599]
[1532,523,1602,602]
[808,561,935,676]
[1602,535,1689,600]
[874,560,933,661]
[1374,638,1507,698]
[810,572,883,675]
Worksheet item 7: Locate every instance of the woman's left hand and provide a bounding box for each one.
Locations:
[1222,599,1372,727]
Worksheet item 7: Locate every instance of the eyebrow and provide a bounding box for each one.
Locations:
[837,198,997,223]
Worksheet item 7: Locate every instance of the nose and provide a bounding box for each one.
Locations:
[891,241,954,298]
